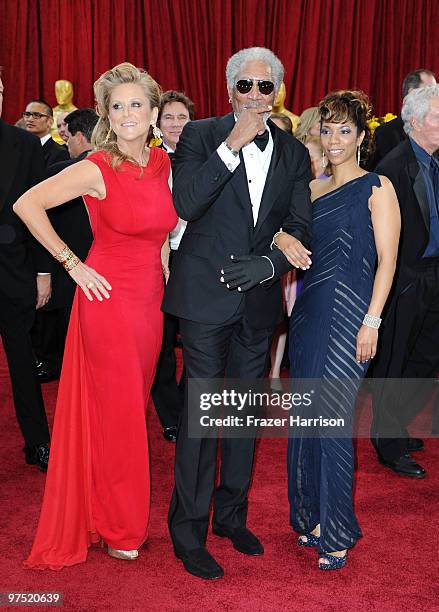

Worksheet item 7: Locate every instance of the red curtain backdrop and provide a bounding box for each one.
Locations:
[0,0,438,124]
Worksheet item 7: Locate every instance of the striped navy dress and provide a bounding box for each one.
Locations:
[287,173,381,553]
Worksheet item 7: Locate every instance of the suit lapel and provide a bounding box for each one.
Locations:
[230,153,254,226]
[214,112,235,143]
[254,121,285,234]
[0,120,20,212]
[407,142,429,230]
[215,113,253,226]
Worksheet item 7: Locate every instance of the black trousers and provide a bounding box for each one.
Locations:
[168,305,274,554]
[371,258,439,461]
[0,306,50,447]
[32,307,71,374]
[151,250,185,428]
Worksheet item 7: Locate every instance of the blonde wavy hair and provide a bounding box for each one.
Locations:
[91,62,161,169]
[294,107,320,143]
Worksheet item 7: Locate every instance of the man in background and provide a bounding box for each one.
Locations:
[151,91,194,442]
[34,108,97,381]
[371,69,436,168]
[0,68,51,471]
[372,85,439,478]
[23,99,69,166]
[55,111,69,144]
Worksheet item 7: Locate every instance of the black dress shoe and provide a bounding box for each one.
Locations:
[24,444,50,472]
[36,361,59,383]
[212,526,264,556]
[175,547,224,580]
[379,453,426,478]
[407,437,424,452]
[163,426,177,443]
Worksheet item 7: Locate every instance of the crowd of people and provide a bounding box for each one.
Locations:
[0,47,438,579]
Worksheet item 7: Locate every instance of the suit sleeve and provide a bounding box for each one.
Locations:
[281,145,313,246]
[172,121,235,221]
[265,145,313,279]
[28,138,55,273]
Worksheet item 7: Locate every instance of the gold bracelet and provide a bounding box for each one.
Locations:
[54,245,70,262]
[54,245,80,271]
[63,255,80,272]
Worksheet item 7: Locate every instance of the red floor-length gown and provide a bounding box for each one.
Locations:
[24,147,177,569]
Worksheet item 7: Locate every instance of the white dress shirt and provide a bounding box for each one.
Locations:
[217,128,273,226]
[40,133,51,146]
[164,143,188,250]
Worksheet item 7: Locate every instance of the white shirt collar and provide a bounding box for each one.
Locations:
[40,134,51,146]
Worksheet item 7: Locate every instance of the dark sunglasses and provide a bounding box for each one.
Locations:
[235,79,275,96]
[22,111,50,119]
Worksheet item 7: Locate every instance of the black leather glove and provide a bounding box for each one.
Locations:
[220,255,274,292]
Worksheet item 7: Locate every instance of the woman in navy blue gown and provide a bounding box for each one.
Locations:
[274,91,400,569]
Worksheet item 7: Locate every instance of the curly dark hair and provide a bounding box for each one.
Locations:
[318,90,374,165]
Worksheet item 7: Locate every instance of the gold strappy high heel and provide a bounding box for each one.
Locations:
[100,539,138,560]
[107,547,139,561]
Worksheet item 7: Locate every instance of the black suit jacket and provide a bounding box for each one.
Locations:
[372,136,434,380]
[44,152,94,309]
[0,120,52,315]
[163,113,312,328]
[42,137,70,166]
[376,138,430,298]
[370,116,406,169]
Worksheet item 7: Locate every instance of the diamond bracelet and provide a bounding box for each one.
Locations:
[362,313,382,329]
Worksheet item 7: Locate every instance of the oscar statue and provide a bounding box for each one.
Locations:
[51,80,77,144]
[272,82,299,134]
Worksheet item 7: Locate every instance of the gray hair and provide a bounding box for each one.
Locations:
[401,84,439,135]
[226,47,284,92]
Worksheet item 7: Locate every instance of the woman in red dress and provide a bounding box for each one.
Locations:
[14,63,177,569]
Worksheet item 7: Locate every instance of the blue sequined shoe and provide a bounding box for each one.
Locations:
[298,533,320,547]
[318,552,347,570]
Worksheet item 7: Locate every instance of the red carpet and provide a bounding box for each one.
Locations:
[1,347,438,612]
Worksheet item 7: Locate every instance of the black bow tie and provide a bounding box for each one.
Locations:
[254,130,269,151]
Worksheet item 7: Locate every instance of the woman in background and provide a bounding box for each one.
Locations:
[304,135,331,179]
[295,106,321,144]
[274,91,400,569]
[16,63,177,569]
[270,112,293,133]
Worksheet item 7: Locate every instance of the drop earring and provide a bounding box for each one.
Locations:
[104,126,113,145]
[149,123,163,147]
[322,151,327,168]
[357,145,361,166]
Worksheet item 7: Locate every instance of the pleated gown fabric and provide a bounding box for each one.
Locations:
[287,173,381,553]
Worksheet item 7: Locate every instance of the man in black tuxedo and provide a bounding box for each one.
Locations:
[0,70,51,471]
[371,85,439,478]
[151,91,194,442]
[23,99,69,166]
[34,108,96,378]
[163,47,312,579]
[23,99,70,376]
[370,69,436,169]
